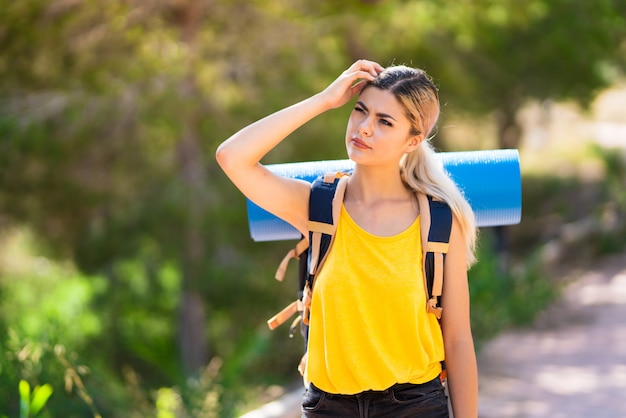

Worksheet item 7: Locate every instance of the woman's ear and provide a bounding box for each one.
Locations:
[406,135,423,152]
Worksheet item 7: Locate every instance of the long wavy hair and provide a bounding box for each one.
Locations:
[364,65,477,267]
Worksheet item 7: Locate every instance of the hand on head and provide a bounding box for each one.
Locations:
[320,60,385,110]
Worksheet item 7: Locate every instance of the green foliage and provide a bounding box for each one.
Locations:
[512,144,626,260]
[589,144,626,254]
[0,336,222,417]
[0,238,102,347]
[591,144,626,196]
[309,0,625,148]
[469,236,558,348]
[0,0,625,415]
[0,335,96,417]
[0,226,296,416]
[18,380,53,418]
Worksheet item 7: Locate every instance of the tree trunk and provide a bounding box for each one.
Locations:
[172,0,209,377]
[176,119,209,375]
[493,102,522,273]
[178,289,207,376]
[495,104,522,150]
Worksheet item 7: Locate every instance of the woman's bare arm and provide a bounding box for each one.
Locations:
[441,217,479,418]
[215,60,384,234]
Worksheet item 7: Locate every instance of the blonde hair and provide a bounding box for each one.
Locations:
[365,66,477,266]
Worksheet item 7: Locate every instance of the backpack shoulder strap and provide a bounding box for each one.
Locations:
[266,171,348,331]
[307,172,349,276]
[273,171,348,283]
[301,172,349,325]
[417,193,453,319]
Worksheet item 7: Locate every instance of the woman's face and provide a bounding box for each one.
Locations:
[345,87,420,167]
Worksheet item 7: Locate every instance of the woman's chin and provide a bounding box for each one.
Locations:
[346,147,371,164]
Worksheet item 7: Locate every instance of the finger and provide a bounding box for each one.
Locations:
[350,79,368,95]
[362,61,384,77]
[345,69,377,82]
[351,59,384,77]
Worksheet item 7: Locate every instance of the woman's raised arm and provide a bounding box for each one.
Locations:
[215,60,384,235]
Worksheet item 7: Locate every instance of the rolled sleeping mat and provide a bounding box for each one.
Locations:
[247,149,522,242]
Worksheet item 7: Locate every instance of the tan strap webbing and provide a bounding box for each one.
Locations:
[332,176,349,229]
[427,298,443,319]
[417,193,431,254]
[323,171,344,183]
[417,192,448,320]
[432,252,444,297]
[267,300,304,330]
[426,241,450,254]
[313,175,349,277]
[268,173,350,330]
[302,284,312,325]
[417,192,432,303]
[298,352,308,376]
[289,315,302,333]
[307,174,349,277]
[308,231,322,276]
[295,236,310,254]
[275,237,309,282]
[307,221,335,236]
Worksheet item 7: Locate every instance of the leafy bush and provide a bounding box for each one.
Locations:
[469,233,559,348]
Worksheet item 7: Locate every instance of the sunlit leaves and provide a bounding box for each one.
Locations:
[0,228,102,346]
[18,379,53,418]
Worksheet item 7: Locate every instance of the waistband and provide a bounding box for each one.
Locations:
[310,375,443,399]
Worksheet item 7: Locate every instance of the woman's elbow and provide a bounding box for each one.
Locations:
[215,142,234,172]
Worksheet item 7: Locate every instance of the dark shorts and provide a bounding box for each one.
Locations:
[301,376,449,418]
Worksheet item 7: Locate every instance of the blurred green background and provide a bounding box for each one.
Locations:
[1,1,625,417]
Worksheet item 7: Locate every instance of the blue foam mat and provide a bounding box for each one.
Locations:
[247,149,522,242]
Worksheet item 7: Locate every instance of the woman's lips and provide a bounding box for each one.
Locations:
[351,137,371,149]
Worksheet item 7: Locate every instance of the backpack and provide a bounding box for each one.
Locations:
[267,171,453,376]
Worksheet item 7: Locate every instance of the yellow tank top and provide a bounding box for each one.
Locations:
[304,205,444,395]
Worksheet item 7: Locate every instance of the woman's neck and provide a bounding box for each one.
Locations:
[343,164,418,236]
[346,165,412,204]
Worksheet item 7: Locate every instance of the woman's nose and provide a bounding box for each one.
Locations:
[358,118,372,136]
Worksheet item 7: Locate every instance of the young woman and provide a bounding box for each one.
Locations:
[216,60,478,418]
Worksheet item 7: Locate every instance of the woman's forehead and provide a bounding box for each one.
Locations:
[359,87,408,120]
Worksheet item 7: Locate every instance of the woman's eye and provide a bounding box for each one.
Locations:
[379,119,392,127]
